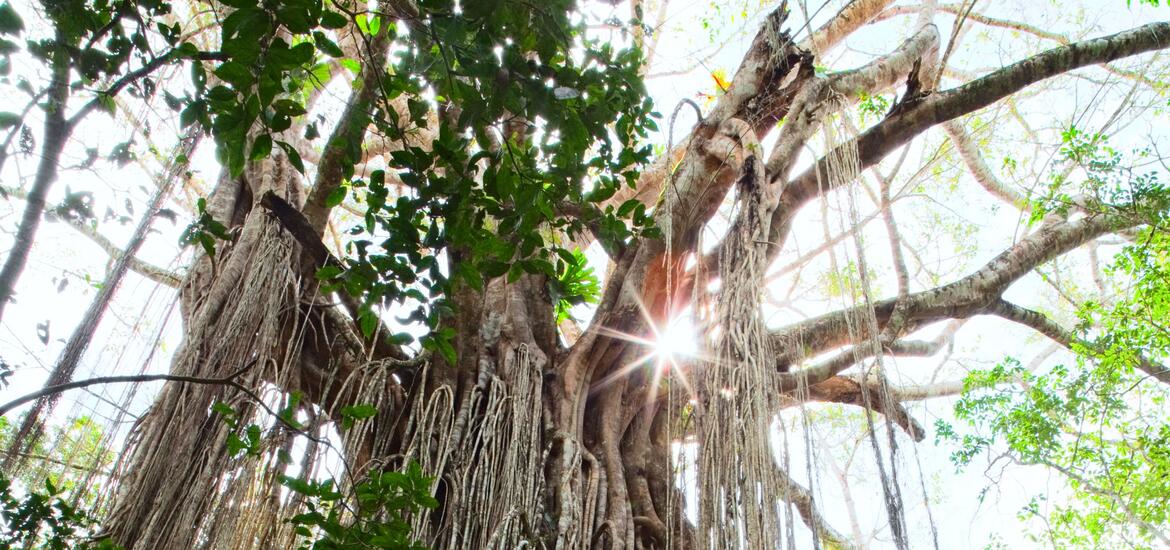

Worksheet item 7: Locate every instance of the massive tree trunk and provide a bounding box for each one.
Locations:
[97,3,1170,549]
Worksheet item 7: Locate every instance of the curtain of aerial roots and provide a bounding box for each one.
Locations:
[695,147,789,548]
[828,113,913,550]
[103,156,311,549]
[363,344,545,549]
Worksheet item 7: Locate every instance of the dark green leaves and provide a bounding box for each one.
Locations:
[213,61,253,89]
[0,111,19,128]
[320,10,348,29]
[180,198,232,257]
[250,133,272,160]
[283,461,435,550]
[0,2,23,36]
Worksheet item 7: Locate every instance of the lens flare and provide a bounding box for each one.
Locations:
[654,317,698,363]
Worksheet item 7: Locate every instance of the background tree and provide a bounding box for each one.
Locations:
[1,0,1169,548]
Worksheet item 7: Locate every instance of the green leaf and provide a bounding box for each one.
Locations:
[387,332,414,346]
[272,99,307,117]
[340,404,378,420]
[359,310,377,338]
[320,11,347,29]
[325,185,347,207]
[316,264,343,280]
[211,401,235,418]
[278,141,305,173]
[0,111,19,128]
[0,2,23,36]
[213,61,253,89]
[250,134,272,160]
[313,31,344,58]
[356,13,381,36]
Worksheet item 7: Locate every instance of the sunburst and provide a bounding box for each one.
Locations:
[588,295,708,406]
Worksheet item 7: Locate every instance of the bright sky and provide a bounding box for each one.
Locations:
[1,1,1169,548]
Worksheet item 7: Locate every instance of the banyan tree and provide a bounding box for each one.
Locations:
[2,0,1170,548]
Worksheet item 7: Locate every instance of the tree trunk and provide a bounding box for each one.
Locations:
[96,7,1170,549]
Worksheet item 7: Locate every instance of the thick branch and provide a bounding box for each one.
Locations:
[773,213,1136,376]
[801,0,896,54]
[0,40,71,324]
[878,3,1165,89]
[770,21,1170,249]
[775,466,857,549]
[301,3,394,236]
[259,191,407,362]
[797,373,926,442]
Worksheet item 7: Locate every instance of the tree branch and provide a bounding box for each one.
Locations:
[301,0,394,236]
[769,21,1170,251]
[773,213,1137,374]
[259,191,407,362]
[942,120,1031,209]
[775,465,857,549]
[985,299,1170,386]
[795,373,927,442]
[878,3,1165,89]
[0,186,181,287]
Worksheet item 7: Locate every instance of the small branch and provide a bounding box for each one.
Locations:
[1,366,246,418]
[0,185,181,287]
[0,361,327,446]
[942,120,1030,209]
[984,299,1170,386]
[775,466,858,549]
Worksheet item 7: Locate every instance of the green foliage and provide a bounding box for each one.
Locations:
[155,0,659,352]
[210,391,433,546]
[0,474,122,550]
[282,461,437,549]
[551,248,601,322]
[856,91,890,123]
[179,198,233,257]
[209,401,266,458]
[941,228,1170,547]
[0,416,116,513]
[1031,126,1170,229]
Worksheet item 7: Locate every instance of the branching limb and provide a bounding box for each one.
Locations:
[802,0,897,55]
[259,191,408,362]
[2,184,181,287]
[774,212,1138,378]
[781,321,961,392]
[985,299,1170,385]
[775,465,857,549]
[302,1,395,235]
[942,120,1030,209]
[797,373,926,442]
[769,21,1170,252]
[878,3,1165,90]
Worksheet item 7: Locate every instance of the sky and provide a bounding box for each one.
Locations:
[1,0,1169,548]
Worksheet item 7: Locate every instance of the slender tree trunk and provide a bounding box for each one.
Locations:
[0,38,71,324]
[3,131,201,469]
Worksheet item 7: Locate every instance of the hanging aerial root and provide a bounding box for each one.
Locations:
[102,205,310,549]
[694,139,792,547]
